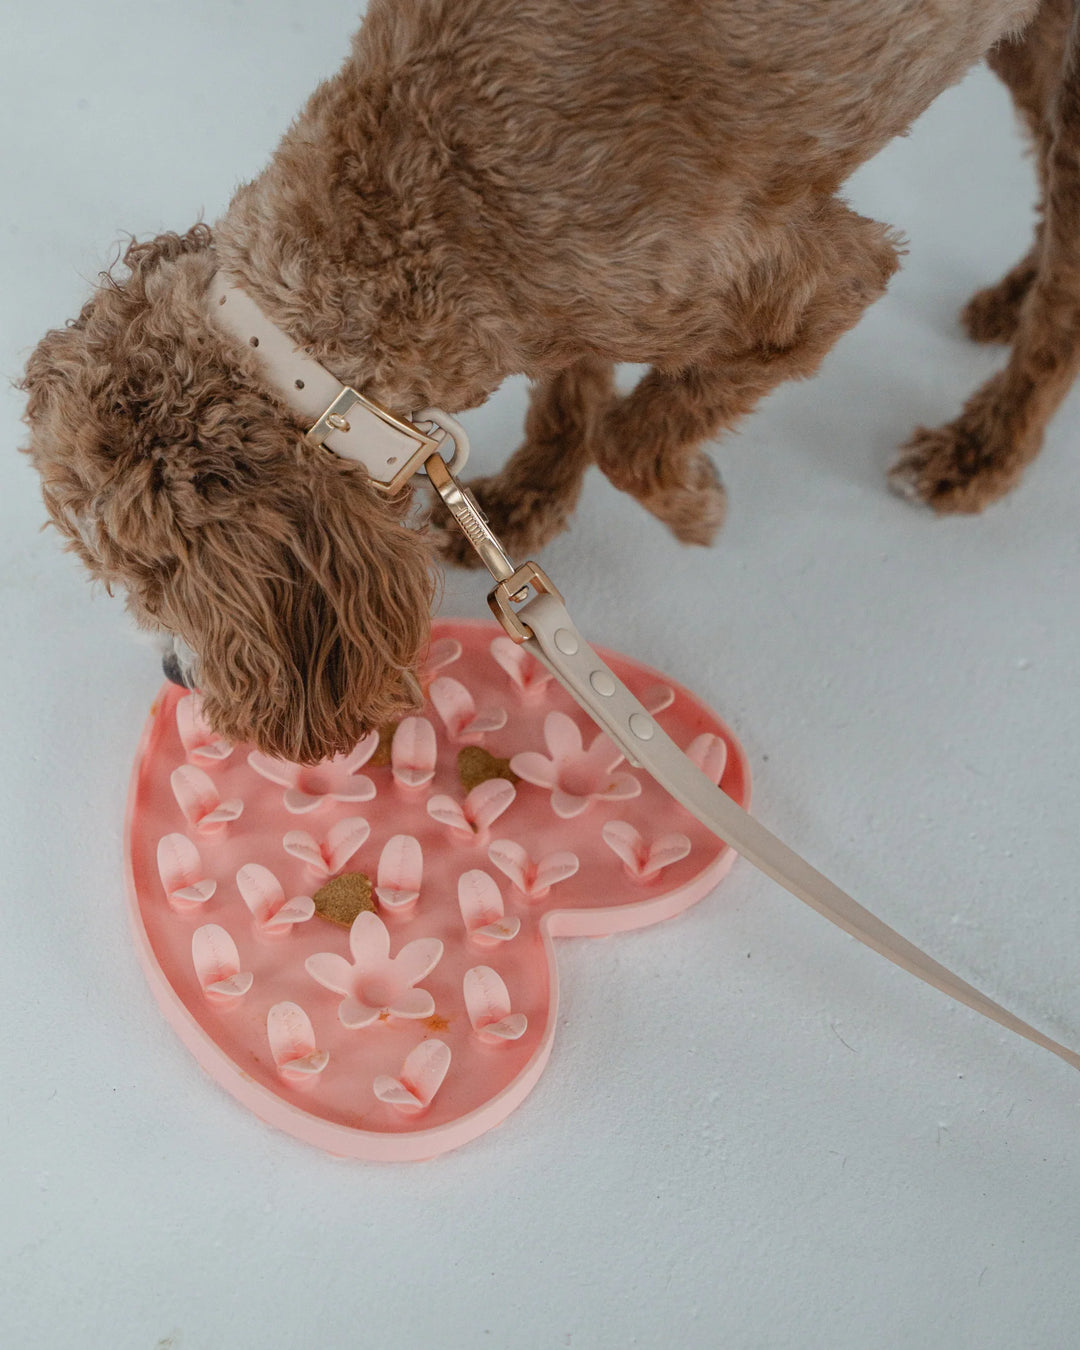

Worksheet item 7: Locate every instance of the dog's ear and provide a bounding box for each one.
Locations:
[155,454,436,764]
[20,224,218,581]
[21,226,435,763]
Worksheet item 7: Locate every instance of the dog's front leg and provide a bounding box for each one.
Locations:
[433,355,613,568]
[892,0,1080,513]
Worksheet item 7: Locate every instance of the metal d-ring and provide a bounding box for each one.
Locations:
[413,406,471,477]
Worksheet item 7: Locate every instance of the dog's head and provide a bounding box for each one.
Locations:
[21,225,436,762]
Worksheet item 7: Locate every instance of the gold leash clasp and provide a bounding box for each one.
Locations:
[488,562,563,642]
[419,418,560,643]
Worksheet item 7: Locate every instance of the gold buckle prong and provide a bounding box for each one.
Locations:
[307,387,363,447]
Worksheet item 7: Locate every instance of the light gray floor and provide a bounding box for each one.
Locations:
[3,5,1079,1348]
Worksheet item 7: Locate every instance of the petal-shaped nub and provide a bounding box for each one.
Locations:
[236,862,315,933]
[391,717,437,788]
[424,636,462,676]
[373,1039,451,1115]
[642,684,675,716]
[376,834,423,913]
[170,765,243,833]
[281,831,325,872]
[486,839,579,901]
[340,730,381,774]
[267,1001,328,1079]
[486,839,579,900]
[156,833,217,909]
[192,924,252,1000]
[176,693,233,762]
[282,789,326,815]
[490,636,553,697]
[465,777,516,830]
[686,732,728,785]
[429,675,508,743]
[282,816,370,878]
[322,816,371,872]
[427,777,516,837]
[425,796,472,836]
[601,821,692,882]
[464,966,528,1044]
[246,751,298,788]
[457,869,520,945]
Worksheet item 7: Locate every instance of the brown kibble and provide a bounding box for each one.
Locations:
[457,746,519,793]
[313,872,375,926]
[367,722,398,768]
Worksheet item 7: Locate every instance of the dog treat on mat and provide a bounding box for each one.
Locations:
[457,746,519,793]
[313,872,375,926]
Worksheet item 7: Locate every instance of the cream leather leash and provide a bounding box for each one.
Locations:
[211,275,1080,1074]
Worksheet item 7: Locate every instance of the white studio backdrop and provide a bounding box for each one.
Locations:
[1,4,1078,1348]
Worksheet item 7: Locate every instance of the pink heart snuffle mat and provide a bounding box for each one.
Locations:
[125,618,749,1160]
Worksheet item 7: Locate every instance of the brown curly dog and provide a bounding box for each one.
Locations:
[20,0,1078,762]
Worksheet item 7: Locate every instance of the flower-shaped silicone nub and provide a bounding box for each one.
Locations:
[236,863,315,934]
[373,1039,451,1115]
[175,692,233,763]
[248,733,379,815]
[423,637,462,678]
[686,732,728,785]
[390,717,437,789]
[463,966,528,1044]
[490,636,554,698]
[429,675,508,744]
[601,821,692,882]
[282,817,371,879]
[426,778,516,837]
[457,869,521,945]
[486,839,579,901]
[192,924,252,1000]
[171,764,244,833]
[156,833,217,908]
[267,1002,329,1080]
[510,711,641,819]
[305,911,443,1029]
[376,834,423,914]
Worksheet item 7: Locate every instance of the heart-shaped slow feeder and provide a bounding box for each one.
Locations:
[125,619,749,1161]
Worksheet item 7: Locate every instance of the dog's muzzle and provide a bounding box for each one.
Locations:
[162,635,198,689]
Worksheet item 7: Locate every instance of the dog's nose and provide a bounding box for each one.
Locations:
[162,649,191,688]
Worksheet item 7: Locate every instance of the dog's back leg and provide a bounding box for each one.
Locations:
[964,0,1072,344]
[892,0,1080,512]
[592,201,899,544]
[434,355,613,568]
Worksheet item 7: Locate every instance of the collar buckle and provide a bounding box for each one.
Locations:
[308,387,439,494]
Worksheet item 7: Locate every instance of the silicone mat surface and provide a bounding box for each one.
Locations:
[125,619,750,1159]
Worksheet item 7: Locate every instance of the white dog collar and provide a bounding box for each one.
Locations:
[208,272,470,492]
[206,272,1080,1075]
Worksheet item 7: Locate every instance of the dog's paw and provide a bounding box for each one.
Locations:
[960,257,1037,345]
[889,417,1029,514]
[636,452,727,546]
